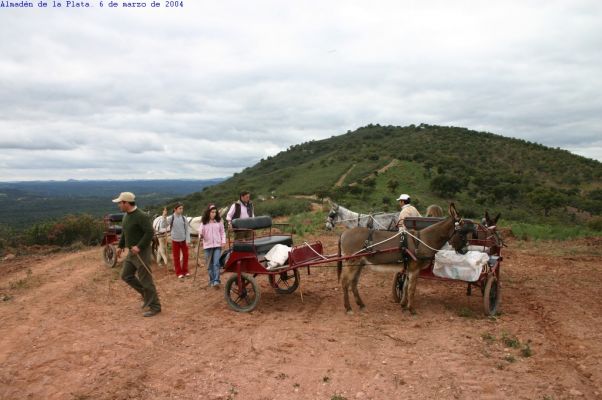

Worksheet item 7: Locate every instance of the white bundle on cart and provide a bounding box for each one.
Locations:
[265,244,292,270]
[433,250,489,282]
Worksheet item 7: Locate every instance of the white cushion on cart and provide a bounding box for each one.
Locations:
[433,250,489,282]
[265,244,292,270]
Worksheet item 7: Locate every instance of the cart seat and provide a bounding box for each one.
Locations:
[232,235,293,255]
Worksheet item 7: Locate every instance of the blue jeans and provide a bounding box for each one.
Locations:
[204,247,222,286]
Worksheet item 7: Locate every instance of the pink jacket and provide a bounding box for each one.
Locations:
[198,221,226,249]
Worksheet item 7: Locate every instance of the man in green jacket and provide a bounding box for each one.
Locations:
[113,192,161,317]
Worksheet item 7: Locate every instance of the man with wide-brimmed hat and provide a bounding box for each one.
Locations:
[113,192,161,317]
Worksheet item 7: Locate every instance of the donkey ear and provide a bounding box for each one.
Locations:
[448,202,458,219]
[485,210,490,222]
[493,213,501,225]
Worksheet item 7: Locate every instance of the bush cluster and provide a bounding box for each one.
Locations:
[24,214,104,246]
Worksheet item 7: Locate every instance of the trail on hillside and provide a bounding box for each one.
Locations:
[335,164,355,187]
[1,237,601,399]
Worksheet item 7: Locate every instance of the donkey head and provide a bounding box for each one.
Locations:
[448,203,473,254]
[484,210,501,227]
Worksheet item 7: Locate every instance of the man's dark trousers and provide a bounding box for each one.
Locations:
[121,246,161,311]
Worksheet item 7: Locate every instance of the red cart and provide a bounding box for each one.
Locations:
[392,216,503,316]
[101,213,124,268]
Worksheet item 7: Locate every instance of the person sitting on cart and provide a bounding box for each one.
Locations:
[113,191,161,317]
[161,202,191,279]
[397,193,421,231]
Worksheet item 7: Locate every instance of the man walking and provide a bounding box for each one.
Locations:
[113,192,161,317]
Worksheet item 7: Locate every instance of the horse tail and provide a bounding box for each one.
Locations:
[336,236,343,282]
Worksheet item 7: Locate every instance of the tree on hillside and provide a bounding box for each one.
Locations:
[386,179,399,193]
[528,187,565,216]
[430,175,462,198]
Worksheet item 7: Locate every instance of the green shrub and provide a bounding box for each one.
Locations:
[586,216,602,232]
[254,198,312,218]
[25,214,104,246]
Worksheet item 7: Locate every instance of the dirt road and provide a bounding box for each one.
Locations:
[1,235,601,400]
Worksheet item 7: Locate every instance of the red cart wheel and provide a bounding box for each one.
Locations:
[483,273,500,316]
[225,273,260,312]
[268,269,300,294]
[391,271,407,303]
[103,244,118,268]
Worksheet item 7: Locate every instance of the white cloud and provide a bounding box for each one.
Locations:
[0,0,600,180]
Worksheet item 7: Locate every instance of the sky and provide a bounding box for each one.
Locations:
[1,0,601,181]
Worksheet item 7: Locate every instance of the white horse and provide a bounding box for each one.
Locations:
[152,216,170,266]
[325,202,399,231]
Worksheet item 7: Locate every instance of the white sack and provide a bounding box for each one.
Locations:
[433,250,489,282]
[265,244,292,270]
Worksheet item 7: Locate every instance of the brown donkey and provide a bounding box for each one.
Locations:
[338,203,469,314]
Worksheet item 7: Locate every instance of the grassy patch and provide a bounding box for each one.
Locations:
[481,332,496,344]
[504,354,517,363]
[457,307,478,319]
[521,341,534,357]
[507,221,601,241]
[288,211,327,239]
[331,394,347,400]
[501,332,521,349]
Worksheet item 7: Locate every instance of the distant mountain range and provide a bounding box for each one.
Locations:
[0,179,225,228]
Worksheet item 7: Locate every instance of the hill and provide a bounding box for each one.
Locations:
[0,179,224,228]
[173,124,602,229]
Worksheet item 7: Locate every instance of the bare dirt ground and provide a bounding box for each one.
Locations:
[1,234,601,400]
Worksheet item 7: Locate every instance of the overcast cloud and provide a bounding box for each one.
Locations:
[0,0,601,181]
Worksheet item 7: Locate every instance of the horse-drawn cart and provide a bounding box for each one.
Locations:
[223,212,503,315]
[392,216,503,316]
[101,213,124,268]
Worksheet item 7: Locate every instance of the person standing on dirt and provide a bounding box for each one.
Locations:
[198,204,226,288]
[113,192,161,317]
[161,202,191,279]
[226,190,254,229]
[397,193,421,230]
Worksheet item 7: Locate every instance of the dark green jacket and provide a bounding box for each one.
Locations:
[118,208,154,250]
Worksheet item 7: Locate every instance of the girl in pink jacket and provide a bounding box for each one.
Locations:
[198,204,226,288]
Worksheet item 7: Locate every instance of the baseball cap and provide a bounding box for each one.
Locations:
[396,194,410,201]
[112,192,136,202]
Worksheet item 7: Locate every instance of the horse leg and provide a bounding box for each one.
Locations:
[350,264,366,310]
[341,265,355,314]
[406,268,420,315]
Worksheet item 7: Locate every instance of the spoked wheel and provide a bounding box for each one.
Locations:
[391,271,407,303]
[483,273,501,316]
[103,244,118,268]
[225,273,261,312]
[268,269,300,294]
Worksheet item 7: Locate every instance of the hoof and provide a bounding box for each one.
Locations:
[359,305,366,312]
[346,310,354,315]
[409,308,417,315]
